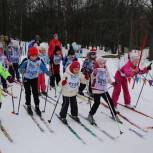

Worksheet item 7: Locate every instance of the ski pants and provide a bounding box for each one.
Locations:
[60,96,78,118]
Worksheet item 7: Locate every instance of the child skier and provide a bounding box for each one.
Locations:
[7,43,21,82]
[38,43,49,96]
[50,46,62,88]
[88,57,119,124]
[62,46,78,72]
[0,64,14,109]
[0,46,10,92]
[112,52,152,109]
[19,47,51,116]
[79,48,97,96]
[59,61,81,124]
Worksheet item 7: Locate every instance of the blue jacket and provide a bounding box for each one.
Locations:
[19,57,49,79]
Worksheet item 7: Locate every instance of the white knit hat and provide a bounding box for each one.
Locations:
[39,42,48,51]
[96,57,106,64]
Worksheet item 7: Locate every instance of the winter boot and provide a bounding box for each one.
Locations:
[60,117,68,125]
[35,105,41,117]
[42,91,47,96]
[125,104,135,109]
[88,114,96,125]
[27,105,33,116]
[71,116,80,123]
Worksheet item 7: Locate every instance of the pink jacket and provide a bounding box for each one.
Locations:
[119,60,148,78]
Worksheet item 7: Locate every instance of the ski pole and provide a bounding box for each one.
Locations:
[16,83,23,115]
[11,87,15,114]
[48,90,62,124]
[42,77,50,113]
[134,73,148,108]
[104,92,123,135]
[55,85,57,98]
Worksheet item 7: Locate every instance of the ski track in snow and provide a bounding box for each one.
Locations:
[0,56,153,153]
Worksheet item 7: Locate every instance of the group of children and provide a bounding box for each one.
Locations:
[0,36,152,126]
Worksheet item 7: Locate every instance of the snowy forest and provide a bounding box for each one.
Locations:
[0,0,153,58]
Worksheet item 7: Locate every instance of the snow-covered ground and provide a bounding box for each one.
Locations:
[0,51,153,153]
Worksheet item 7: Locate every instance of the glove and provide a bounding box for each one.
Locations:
[7,76,14,83]
[147,63,152,70]
[62,77,68,86]
[111,82,117,86]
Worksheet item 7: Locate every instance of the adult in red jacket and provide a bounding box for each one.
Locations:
[48,33,62,59]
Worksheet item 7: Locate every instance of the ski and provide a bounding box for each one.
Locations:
[101,102,147,133]
[31,106,54,133]
[119,103,153,120]
[23,105,45,132]
[101,111,145,139]
[78,113,118,141]
[55,113,86,145]
[68,114,103,142]
[0,120,14,143]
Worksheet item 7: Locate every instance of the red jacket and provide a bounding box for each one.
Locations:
[48,39,62,58]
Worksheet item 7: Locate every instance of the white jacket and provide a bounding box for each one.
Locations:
[59,67,81,97]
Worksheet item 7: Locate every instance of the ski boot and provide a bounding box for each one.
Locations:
[27,105,33,116]
[88,114,96,125]
[35,106,41,117]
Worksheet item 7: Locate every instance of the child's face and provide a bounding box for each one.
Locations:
[132,58,139,66]
[73,68,80,74]
[69,54,75,58]
[40,50,46,54]
[98,61,106,68]
[56,50,61,55]
[29,55,38,61]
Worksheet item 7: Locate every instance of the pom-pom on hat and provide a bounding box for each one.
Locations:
[28,47,39,57]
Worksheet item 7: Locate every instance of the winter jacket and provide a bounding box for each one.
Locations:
[7,46,21,64]
[0,64,11,80]
[81,58,96,76]
[48,39,62,59]
[91,67,112,94]
[50,54,62,75]
[59,66,81,97]
[19,57,49,79]
[119,60,148,78]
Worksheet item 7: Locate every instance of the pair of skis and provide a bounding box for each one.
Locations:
[23,105,54,133]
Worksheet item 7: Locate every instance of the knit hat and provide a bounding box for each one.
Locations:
[90,47,97,52]
[96,57,106,68]
[39,42,48,51]
[69,61,80,72]
[28,47,39,57]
